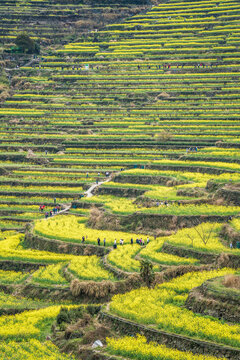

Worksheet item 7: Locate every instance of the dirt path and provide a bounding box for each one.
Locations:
[5,56,36,71]
[58,203,71,214]
[84,172,118,198]
[85,181,106,198]
[42,203,71,220]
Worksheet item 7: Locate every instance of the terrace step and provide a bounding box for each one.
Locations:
[99,312,240,360]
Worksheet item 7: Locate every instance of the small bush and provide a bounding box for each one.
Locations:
[57,307,70,325]
[87,305,101,316]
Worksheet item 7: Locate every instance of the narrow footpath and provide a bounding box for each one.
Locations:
[85,172,118,198]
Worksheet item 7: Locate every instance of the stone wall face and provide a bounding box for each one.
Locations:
[161,243,218,264]
[88,208,230,233]
[113,174,185,186]
[119,213,229,231]
[146,164,236,175]
[161,243,240,268]
[94,186,145,197]
[185,277,240,323]
[25,232,109,257]
[217,187,240,205]
[0,260,44,272]
[186,286,240,323]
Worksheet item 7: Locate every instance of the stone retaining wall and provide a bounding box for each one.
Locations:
[25,232,110,257]
[186,287,240,323]
[0,190,79,198]
[146,164,238,175]
[1,282,111,303]
[94,186,145,197]
[90,212,230,232]
[72,201,102,209]
[113,174,186,186]
[161,243,218,264]
[162,243,240,268]
[15,283,75,301]
[216,187,240,205]
[0,260,45,272]
[119,213,229,231]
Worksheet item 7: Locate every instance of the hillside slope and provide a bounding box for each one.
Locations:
[0,1,239,359]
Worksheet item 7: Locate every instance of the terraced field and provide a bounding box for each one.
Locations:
[0,0,239,358]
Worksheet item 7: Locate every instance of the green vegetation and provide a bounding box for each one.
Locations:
[0,0,239,359]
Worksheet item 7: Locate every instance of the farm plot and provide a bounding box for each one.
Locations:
[0,0,240,359]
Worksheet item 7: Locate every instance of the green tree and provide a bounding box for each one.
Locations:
[140,259,155,288]
[15,33,39,54]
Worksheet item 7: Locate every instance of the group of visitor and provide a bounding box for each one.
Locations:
[44,206,61,218]
[186,146,198,153]
[32,62,218,73]
[156,200,182,207]
[93,237,151,248]
[135,237,150,246]
[111,237,150,249]
[97,237,106,246]
[137,63,216,70]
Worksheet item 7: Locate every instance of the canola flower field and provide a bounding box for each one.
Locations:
[110,269,240,347]
[0,0,240,358]
[106,335,228,360]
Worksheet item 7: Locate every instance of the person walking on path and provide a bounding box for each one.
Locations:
[113,239,117,249]
[97,237,100,246]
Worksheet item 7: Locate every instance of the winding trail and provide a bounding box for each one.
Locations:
[58,203,71,214]
[43,203,71,220]
[43,172,119,219]
[5,56,37,72]
[85,181,106,198]
[84,172,118,198]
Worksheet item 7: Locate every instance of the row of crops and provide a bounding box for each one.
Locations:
[0,227,239,359]
[0,0,239,358]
